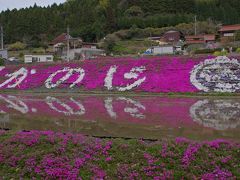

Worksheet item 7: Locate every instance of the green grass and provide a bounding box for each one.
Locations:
[112,39,157,55]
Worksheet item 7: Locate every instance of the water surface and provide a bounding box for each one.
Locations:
[0,94,239,141]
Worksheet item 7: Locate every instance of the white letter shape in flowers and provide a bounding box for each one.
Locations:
[45,67,85,89]
[104,66,146,91]
[0,67,29,88]
[190,56,240,92]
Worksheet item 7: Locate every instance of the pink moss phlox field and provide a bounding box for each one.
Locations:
[0,57,210,92]
[0,130,239,179]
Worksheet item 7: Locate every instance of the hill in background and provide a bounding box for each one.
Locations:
[0,0,239,47]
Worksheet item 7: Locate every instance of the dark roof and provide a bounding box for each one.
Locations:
[51,33,70,45]
[51,33,82,45]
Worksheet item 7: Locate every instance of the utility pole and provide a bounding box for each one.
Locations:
[67,26,70,61]
[0,26,3,50]
[194,15,197,36]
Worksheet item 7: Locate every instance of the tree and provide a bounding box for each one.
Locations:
[124,6,144,17]
[235,30,240,41]
[8,42,27,51]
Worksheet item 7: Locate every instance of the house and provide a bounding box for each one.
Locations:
[204,34,216,43]
[148,31,184,45]
[219,24,240,37]
[185,35,205,44]
[64,48,105,61]
[24,55,54,63]
[219,24,240,42]
[51,33,82,48]
[185,34,216,45]
[160,30,184,44]
[0,49,8,60]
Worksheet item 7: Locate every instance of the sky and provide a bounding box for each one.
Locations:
[0,0,66,12]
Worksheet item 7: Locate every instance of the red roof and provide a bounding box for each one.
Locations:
[219,24,240,32]
[186,40,205,44]
[204,34,216,41]
[185,35,204,40]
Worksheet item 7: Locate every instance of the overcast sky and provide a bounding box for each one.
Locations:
[0,0,66,12]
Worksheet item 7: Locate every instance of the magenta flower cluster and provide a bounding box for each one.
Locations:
[0,130,239,179]
[0,56,209,92]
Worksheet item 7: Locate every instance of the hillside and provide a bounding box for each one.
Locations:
[0,0,240,46]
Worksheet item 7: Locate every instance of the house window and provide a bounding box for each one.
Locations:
[32,57,38,62]
[46,57,52,60]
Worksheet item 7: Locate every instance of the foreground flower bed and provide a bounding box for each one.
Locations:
[0,130,239,179]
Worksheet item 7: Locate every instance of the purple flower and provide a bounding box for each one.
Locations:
[201,167,234,179]
[182,144,201,167]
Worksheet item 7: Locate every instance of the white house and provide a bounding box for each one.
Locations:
[145,45,174,55]
[24,55,54,63]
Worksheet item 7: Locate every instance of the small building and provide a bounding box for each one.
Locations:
[219,24,240,42]
[219,24,240,37]
[160,30,184,44]
[204,34,216,43]
[24,55,54,63]
[145,45,174,55]
[0,49,8,60]
[62,48,105,60]
[185,34,216,45]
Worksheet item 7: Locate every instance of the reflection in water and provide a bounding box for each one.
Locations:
[0,95,29,114]
[46,96,85,116]
[0,94,239,140]
[105,97,145,119]
[190,99,240,130]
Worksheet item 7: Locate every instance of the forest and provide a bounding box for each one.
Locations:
[0,0,240,46]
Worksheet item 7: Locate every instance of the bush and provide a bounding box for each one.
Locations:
[236,48,240,53]
[194,48,222,54]
[0,57,4,66]
[8,41,27,51]
[213,50,228,56]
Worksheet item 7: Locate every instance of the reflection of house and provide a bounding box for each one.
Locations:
[24,55,54,63]
[219,24,240,42]
[185,34,216,45]
[0,49,8,59]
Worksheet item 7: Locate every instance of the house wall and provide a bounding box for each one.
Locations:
[0,50,8,59]
[24,55,53,63]
[153,46,174,55]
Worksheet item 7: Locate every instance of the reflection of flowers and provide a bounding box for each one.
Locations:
[190,56,240,92]
[46,97,85,116]
[104,97,146,119]
[190,99,240,130]
[0,95,29,114]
